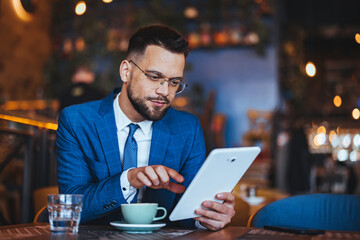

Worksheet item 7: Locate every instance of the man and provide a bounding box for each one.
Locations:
[56,25,235,231]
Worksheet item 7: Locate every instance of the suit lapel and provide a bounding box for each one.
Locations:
[95,89,122,175]
[149,120,170,166]
[94,88,171,175]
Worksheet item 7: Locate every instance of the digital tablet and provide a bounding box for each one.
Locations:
[169,146,261,221]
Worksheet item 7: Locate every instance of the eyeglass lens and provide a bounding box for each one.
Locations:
[130,60,186,94]
[159,79,185,94]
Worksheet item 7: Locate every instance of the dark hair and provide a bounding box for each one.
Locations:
[126,25,190,59]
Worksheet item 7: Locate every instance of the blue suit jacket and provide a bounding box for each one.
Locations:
[56,88,206,227]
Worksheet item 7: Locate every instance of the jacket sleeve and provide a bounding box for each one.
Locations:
[176,117,207,228]
[56,108,126,223]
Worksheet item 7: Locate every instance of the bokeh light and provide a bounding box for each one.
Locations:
[337,149,348,161]
[317,126,326,134]
[333,95,342,107]
[330,132,339,148]
[12,0,33,21]
[352,108,360,120]
[305,62,316,77]
[354,134,360,148]
[349,151,358,162]
[75,1,86,15]
[342,134,351,148]
[314,133,326,146]
[355,33,360,44]
[184,6,198,19]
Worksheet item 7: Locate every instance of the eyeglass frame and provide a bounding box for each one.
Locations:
[129,60,188,94]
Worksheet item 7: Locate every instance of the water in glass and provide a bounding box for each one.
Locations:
[48,194,82,234]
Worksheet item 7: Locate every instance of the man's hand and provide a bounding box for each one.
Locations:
[194,192,236,231]
[127,165,186,194]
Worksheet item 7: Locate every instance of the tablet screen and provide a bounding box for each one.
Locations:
[169,146,260,221]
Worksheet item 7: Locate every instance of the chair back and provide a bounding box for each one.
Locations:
[229,195,250,226]
[33,205,48,223]
[33,186,58,214]
[248,193,360,231]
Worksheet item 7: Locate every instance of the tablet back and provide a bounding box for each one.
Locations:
[169,146,261,221]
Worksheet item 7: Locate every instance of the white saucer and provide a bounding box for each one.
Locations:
[110,221,166,234]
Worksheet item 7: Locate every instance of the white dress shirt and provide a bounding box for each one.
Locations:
[113,92,205,229]
[113,92,153,202]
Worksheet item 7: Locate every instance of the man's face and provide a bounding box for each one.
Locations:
[125,45,185,121]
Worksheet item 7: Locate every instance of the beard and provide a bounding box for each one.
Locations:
[127,82,170,121]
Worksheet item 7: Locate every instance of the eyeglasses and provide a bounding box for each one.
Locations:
[129,60,188,94]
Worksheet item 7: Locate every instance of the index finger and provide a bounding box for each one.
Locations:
[165,167,184,183]
[216,192,235,202]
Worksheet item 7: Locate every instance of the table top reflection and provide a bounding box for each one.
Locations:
[0,223,359,240]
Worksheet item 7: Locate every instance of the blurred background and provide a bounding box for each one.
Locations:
[0,0,359,226]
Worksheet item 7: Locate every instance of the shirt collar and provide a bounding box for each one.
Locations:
[113,92,153,136]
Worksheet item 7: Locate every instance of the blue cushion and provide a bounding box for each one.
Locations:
[249,193,360,231]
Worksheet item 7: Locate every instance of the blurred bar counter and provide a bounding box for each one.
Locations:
[0,110,58,130]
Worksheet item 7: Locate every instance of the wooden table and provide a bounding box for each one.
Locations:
[0,223,359,240]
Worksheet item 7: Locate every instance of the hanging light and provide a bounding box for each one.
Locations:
[305,62,316,77]
[102,0,113,3]
[12,0,33,21]
[75,1,86,15]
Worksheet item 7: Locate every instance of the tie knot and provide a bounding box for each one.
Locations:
[128,123,139,138]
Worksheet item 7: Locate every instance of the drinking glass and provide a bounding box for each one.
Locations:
[47,194,83,234]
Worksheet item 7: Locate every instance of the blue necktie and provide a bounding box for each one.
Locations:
[123,124,139,171]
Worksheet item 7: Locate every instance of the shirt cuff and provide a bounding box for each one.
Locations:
[120,169,137,203]
[195,220,207,229]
